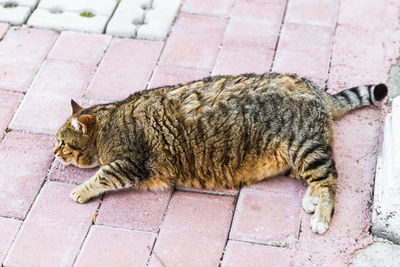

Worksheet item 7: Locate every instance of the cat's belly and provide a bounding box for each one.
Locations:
[175,149,291,190]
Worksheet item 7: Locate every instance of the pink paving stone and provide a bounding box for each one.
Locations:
[0,27,58,64]
[48,31,112,64]
[0,58,39,92]
[86,38,163,100]
[333,108,382,161]
[212,45,274,75]
[0,217,21,263]
[221,240,292,267]
[4,181,99,267]
[0,90,22,137]
[231,0,286,22]
[327,25,387,92]
[181,0,235,17]
[0,132,54,219]
[285,0,339,27]
[148,65,209,88]
[223,19,279,50]
[48,160,99,184]
[272,23,333,84]
[223,1,286,50]
[230,188,301,245]
[0,23,9,39]
[75,225,155,267]
[10,59,95,134]
[158,14,227,71]
[338,0,386,29]
[149,191,234,267]
[96,189,172,232]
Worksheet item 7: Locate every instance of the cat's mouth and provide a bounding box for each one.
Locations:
[55,154,74,166]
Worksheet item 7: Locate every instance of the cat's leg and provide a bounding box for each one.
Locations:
[293,142,337,234]
[70,159,139,203]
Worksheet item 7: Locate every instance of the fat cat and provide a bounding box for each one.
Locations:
[54,73,387,234]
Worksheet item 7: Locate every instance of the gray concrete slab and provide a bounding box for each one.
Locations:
[351,238,400,267]
[372,97,400,244]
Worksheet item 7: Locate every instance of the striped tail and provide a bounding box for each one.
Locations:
[327,84,388,119]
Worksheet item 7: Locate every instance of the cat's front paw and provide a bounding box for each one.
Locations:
[70,184,91,203]
[310,209,330,234]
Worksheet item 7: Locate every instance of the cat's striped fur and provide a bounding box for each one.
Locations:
[54,73,387,234]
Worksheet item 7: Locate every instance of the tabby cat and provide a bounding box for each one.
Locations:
[54,73,387,234]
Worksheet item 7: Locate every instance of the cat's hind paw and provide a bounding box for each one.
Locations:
[70,184,91,203]
[310,212,329,234]
[302,192,319,213]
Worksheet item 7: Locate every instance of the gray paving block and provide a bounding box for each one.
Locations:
[372,96,400,244]
[0,5,31,25]
[27,8,109,33]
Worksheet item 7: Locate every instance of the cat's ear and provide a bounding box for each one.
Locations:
[71,99,83,114]
[71,115,96,135]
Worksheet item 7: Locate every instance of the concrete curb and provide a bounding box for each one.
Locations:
[372,96,400,243]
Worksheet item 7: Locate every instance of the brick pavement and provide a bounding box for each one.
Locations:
[0,0,399,266]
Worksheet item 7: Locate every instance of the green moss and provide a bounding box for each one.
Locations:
[3,3,18,8]
[80,11,94,18]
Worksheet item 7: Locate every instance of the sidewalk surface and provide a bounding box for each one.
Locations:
[1,0,400,266]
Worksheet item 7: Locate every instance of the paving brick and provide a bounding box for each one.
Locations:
[328,25,387,92]
[0,27,58,92]
[0,58,38,92]
[86,38,163,100]
[48,160,99,184]
[285,0,339,27]
[28,9,110,34]
[231,0,286,23]
[4,181,99,267]
[0,5,31,25]
[75,225,155,267]
[0,132,54,219]
[107,0,181,41]
[149,192,234,267]
[0,217,21,263]
[0,90,22,137]
[333,108,382,162]
[37,0,117,16]
[48,31,111,64]
[0,27,58,64]
[181,0,235,17]
[158,14,227,71]
[96,189,172,232]
[148,65,209,88]
[272,23,333,85]
[10,59,95,134]
[0,22,9,39]
[137,0,181,41]
[213,45,274,75]
[223,18,280,51]
[223,1,286,50]
[105,0,145,38]
[338,0,386,29]
[221,240,292,267]
[230,187,301,245]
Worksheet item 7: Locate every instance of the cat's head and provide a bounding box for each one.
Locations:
[54,100,98,168]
